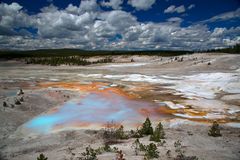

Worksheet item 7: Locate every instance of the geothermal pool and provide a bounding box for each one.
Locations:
[22,80,240,134]
[23,82,170,134]
[25,92,159,134]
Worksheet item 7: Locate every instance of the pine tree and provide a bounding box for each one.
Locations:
[144,143,159,159]
[37,153,48,160]
[116,125,127,139]
[141,117,153,135]
[150,122,165,142]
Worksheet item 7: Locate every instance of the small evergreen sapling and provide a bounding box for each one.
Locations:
[116,125,128,139]
[150,122,165,142]
[37,153,48,160]
[3,101,7,107]
[174,140,185,159]
[103,120,119,144]
[174,140,198,160]
[14,98,21,105]
[19,96,24,102]
[141,117,153,135]
[116,150,125,160]
[131,128,143,138]
[17,89,24,95]
[166,150,171,158]
[144,143,159,159]
[103,144,111,152]
[131,138,141,155]
[208,121,222,137]
[81,146,97,160]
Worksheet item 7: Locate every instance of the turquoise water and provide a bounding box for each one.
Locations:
[24,91,155,134]
[5,90,17,97]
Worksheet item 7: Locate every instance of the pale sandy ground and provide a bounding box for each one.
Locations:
[0,53,240,160]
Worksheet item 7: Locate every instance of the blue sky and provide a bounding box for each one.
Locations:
[0,0,239,50]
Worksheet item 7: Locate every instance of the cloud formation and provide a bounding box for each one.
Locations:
[128,0,156,11]
[0,2,33,36]
[164,4,196,14]
[188,4,195,10]
[201,7,240,23]
[164,5,186,14]
[101,0,123,10]
[0,1,239,50]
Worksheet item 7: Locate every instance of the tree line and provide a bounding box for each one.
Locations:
[0,49,193,59]
[24,56,113,66]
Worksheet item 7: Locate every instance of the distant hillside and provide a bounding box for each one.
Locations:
[0,49,193,59]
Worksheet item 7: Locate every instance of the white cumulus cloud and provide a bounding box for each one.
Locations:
[164,5,186,14]
[101,0,124,10]
[0,2,239,50]
[128,0,156,11]
[201,7,240,23]
[188,4,195,10]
